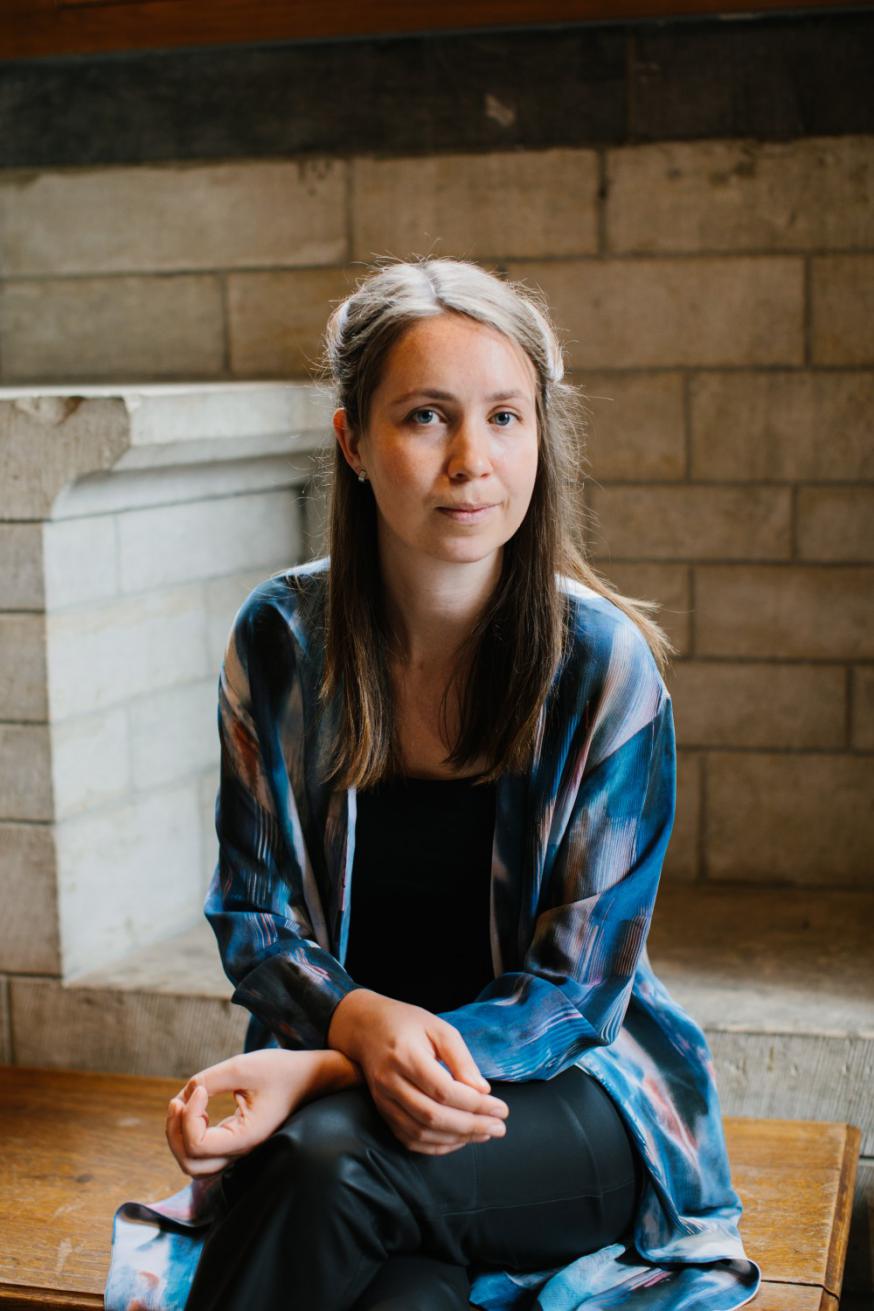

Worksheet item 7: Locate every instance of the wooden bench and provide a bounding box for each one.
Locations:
[0,1065,861,1310]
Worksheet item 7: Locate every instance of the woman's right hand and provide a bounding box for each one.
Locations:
[165,1048,340,1178]
[327,989,510,1155]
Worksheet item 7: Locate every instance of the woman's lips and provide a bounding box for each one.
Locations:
[437,504,498,522]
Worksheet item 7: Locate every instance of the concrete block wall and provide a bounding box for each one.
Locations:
[7,136,865,890]
[0,385,330,1028]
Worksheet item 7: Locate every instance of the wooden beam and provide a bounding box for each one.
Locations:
[0,0,870,61]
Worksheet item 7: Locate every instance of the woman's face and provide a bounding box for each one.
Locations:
[334,311,539,573]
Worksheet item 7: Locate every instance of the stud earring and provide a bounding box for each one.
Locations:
[357,467,368,482]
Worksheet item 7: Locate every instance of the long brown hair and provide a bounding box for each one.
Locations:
[306,256,674,790]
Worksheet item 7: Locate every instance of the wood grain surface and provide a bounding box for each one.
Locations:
[0,1065,861,1308]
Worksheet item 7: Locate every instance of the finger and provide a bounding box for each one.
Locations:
[409,1141,467,1156]
[431,1025,493,1095]
[380,1088,470,1147]
[386,1073,507,1142]
[433,1031,511,1120]
[409,1054,510,1121]
[167,1096,222,1171]
[166,1099,231,1176]
[180,1085,264,1160]
[179,1085,208,1155]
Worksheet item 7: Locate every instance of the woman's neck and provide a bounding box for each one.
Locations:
[379,542,502,672]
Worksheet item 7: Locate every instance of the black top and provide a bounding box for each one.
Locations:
[344,773,497,1014]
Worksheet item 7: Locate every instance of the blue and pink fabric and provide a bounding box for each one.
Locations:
[105,558,761,1311]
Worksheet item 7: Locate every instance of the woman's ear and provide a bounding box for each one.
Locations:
[332,407,361,474]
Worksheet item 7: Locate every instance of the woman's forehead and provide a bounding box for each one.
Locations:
[377,312,538,397]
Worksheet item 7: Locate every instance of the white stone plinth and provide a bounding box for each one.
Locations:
[0,381,332,981]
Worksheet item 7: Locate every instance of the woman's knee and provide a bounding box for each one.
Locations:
[264,1085,380,1196]
[280,1084,382,1153]
[220,1084,379,1213]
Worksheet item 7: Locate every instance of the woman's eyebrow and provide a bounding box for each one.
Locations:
[390,388,531,405]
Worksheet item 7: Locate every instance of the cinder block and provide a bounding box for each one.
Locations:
[228,266,361,378]
[353,149,598,261]
[606,135,874,253]
[0,276,224,382]
[588,485,791,560]
[45,583,210,720]
[576,371,686,480]
[706,751,873,884]
[56,783,204,978]
[699,1031,873,1155]
[595,562,691,657]
[0,160,348,275]
[129,678,217,791]
[690,370,874,481]
[504,257,804,369]
[9,973,246,1076]
[51,708,130,820]
[811,255,874,365]
[648,887,874,1144]
[0,723,52,821]
[0,523,43,609]
[42,515,118,611]
[0,396,129,521]
[797,487,874,562]
[853,667,874,751]
[669,660,846,749]
[122,380,332,447]
[662,747,701,882]
[117,489,303,593]
[694,564,874,659]
[0,612,47,720]
[0,822,59,974]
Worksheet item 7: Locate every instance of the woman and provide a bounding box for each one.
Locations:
[104,257,761,1311]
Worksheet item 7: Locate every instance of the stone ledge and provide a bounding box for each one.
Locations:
[9,888,871,1141]
[0,381,333,520]
[647,885,874,1041]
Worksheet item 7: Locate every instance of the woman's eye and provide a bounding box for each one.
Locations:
[406,408,518,428]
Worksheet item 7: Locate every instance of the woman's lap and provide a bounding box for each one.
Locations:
[185,1062,642,1311]
[388,1063,641,1271]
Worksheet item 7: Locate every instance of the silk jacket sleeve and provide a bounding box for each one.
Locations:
[203,600,364,1051]
[435,664,677,1083]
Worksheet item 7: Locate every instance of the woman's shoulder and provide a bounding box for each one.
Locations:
[224,556,330,661]
[556,572,660,674]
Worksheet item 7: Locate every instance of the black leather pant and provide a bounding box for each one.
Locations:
[184,1063,643,1311]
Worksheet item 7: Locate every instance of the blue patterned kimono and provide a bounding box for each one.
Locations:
[105,557,762,1311]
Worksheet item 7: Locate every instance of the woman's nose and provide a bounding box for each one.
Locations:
[446,419,492,478]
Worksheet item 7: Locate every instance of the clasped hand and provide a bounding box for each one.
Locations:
[326,989,510,1156]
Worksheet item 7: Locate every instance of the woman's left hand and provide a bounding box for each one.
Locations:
[165,1048,327,1178]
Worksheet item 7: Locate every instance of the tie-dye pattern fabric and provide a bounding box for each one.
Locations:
[104,557,761,1311]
